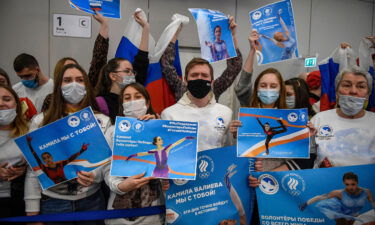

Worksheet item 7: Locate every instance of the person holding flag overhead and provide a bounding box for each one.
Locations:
[161,16,242,101]
[115,9,189,113]
[95,10,150,123]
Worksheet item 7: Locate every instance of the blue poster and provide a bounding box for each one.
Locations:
[237,108,309,158]
[254,164,375,225]
[189,8,237,63]
[69,0,121,19]
[166,146,253,225]
[249,0,299,65]
[15,107,112,190]
[111,117,198,180]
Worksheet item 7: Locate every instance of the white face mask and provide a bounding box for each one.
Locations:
[61,82,87,104]
[119,75,136,88]
[286,95,296,109]
[123,99,148,118]
[0,108,17,126]
[338,94,366,116]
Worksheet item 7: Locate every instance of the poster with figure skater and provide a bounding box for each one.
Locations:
[14,107,112,190]
[189,8,237,63]
[111,117,198,180]
[69,0,121,19]
[237,108,309,158]
[166,146,253,225]
[253,164,375,225]
[249,0,299,65]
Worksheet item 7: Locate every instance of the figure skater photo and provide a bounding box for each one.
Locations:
[256,117,287,155]
[126,136,195,178]
[26,135,90,184]
[259,9,297,60]
[300,172,375,225]
[205,25,230,61]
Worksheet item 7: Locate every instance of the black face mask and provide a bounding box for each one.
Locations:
[187,79,212,99]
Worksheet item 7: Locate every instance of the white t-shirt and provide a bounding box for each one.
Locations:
[12,79,54,112]
[311,109,375,168]
[161,92,233,152]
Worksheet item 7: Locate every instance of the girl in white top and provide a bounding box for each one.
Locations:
[24,64,111,225]
[0,85,29,220]
[105,82,165,225]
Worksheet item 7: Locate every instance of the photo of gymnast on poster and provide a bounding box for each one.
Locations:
[14,107,112,190]
[111,117,198,180]
[254,164,375,225]
[249,0,299,65]
[189,8,237,63]
[237,108,309,158]
[166,146,253,225]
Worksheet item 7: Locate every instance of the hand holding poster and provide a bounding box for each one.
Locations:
[111,117,198,180]
[69,0,121,19]
[237,108,309,158]
[189,8,237,63]
[166,146,253,225]
[249,0,299,65]
[15,107,112,190]
[254,164,375,225]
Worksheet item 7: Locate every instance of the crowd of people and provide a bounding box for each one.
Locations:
[0,8,375,225]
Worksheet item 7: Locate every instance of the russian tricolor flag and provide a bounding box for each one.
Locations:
[359,37,375,112]
[115,9,189,114]
[318,46,356,111]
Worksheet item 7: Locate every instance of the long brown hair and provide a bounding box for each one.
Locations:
[119,83,157,117]
[95,58,128,96]
[249,68,287,109]
[53,57,78,81]
[42,64,99,126]
[0,85,28,137]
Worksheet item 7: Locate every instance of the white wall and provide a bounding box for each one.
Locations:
[0,0,374,100]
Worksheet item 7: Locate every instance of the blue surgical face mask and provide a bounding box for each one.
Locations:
[286,95,296,109]
[338,95,366,116]
[257,89,280,105]
[21,77,38,88]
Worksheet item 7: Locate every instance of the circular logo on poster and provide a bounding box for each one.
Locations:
[264,7,272,16]
[197,155,214,179]
[299,112,307,122]
[281,173,306,196]
[67,116,80,127]
[80,110,91,121]
[288,112,298,122]
[259,174,279,195]
[133,121,144,132]
[118,120,131,132]
[252,11,262,20]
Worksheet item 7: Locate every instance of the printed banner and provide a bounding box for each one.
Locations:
[249,0,299,65]
[189,8,237,63]
[111,117,198,180]
[237,108,309,158]
[166,146,253,225]
[15,107,112,190]
[254,164,375,225]
[69,0,121,19]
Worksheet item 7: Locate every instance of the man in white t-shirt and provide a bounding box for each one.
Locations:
[161,57,232,151]
[12,53,53,112]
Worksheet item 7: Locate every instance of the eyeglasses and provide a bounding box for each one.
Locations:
[112,69,137,76]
